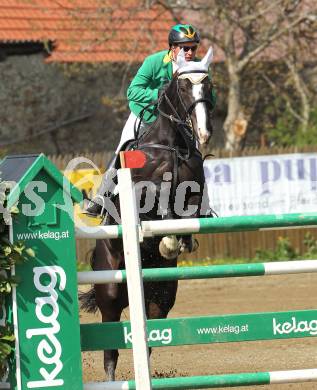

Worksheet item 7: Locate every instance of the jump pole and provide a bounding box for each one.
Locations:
[77,259,317,284]
[84,368,317,389]
[75,213,317,240]
[117,168,152,390]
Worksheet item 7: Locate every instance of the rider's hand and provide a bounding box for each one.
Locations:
[158,83,169,99]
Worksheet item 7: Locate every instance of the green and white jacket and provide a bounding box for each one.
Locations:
[127,50,217,123]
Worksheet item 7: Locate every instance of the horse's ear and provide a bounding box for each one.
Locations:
[176,48,187,68]
[201,46,214,68]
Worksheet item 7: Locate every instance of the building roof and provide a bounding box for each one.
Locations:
[0,0,175,63]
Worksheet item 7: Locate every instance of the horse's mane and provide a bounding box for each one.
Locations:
[133,77,178,142]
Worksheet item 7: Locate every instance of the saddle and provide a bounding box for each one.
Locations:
[112,139,138,170]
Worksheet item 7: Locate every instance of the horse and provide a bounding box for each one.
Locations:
[80,48,215,381]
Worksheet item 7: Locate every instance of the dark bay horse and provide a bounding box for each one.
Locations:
[81,48,215,380]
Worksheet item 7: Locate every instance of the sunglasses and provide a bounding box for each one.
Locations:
[179,45,198,52]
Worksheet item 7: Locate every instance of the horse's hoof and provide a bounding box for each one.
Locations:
[159,236,179,259]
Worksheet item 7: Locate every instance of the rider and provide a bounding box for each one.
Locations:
[86,23,217,216]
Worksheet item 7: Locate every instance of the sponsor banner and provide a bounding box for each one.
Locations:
[80,309,317,351]
[12,184,83,390]
[204,153,317,216]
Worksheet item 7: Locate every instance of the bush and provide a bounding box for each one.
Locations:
[303,232,317,258]
[254,236,298,262]
[255,233,317,262]
[0,179,34,378]
[267,106,317,147]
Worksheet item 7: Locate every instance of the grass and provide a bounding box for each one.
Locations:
[76,233,317,270]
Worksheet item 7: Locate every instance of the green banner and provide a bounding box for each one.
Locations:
[81,309,317,351]
[12,170,83,390]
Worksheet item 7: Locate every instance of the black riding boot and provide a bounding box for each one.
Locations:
[85,154,118,217]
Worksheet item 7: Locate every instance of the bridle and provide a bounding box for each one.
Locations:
[157,70,214,143]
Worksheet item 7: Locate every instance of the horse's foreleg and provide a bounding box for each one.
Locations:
[158,207,180,259]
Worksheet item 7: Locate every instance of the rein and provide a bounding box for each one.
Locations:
[133,93,194,161]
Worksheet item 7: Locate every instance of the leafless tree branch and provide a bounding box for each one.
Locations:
[237,12,311,72]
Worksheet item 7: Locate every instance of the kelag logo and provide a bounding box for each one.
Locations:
[26,266,66,388]
[124,326,172,345]
[273,317,317,336]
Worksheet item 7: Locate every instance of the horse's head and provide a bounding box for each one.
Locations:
[174,47,214,145]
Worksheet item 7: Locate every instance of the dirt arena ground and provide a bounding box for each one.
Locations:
[81,272,317,389]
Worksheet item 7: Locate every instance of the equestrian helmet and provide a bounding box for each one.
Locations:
[168,24,200,46]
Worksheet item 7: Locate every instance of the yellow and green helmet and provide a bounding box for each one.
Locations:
[168,24,200,46]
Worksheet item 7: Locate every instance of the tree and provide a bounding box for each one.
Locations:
[157,0,316,150]
[262,12,317,144]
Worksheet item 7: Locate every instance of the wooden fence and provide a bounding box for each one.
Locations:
[50,146,317,262]
[74,228,317,264]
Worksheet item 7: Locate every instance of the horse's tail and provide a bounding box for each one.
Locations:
[79,247,98,314]
[79,288,98,313]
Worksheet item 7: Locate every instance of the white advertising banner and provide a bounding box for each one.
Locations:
[203,153,317,217]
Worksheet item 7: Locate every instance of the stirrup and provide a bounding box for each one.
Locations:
[85,195,106,217]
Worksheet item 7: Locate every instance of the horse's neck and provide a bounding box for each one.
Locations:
[159,94,191,147]
[138,81,190,147]
[138,119,170,146]
[139,103,177,146]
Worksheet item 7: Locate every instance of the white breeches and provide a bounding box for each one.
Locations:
[115,112,141,154]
